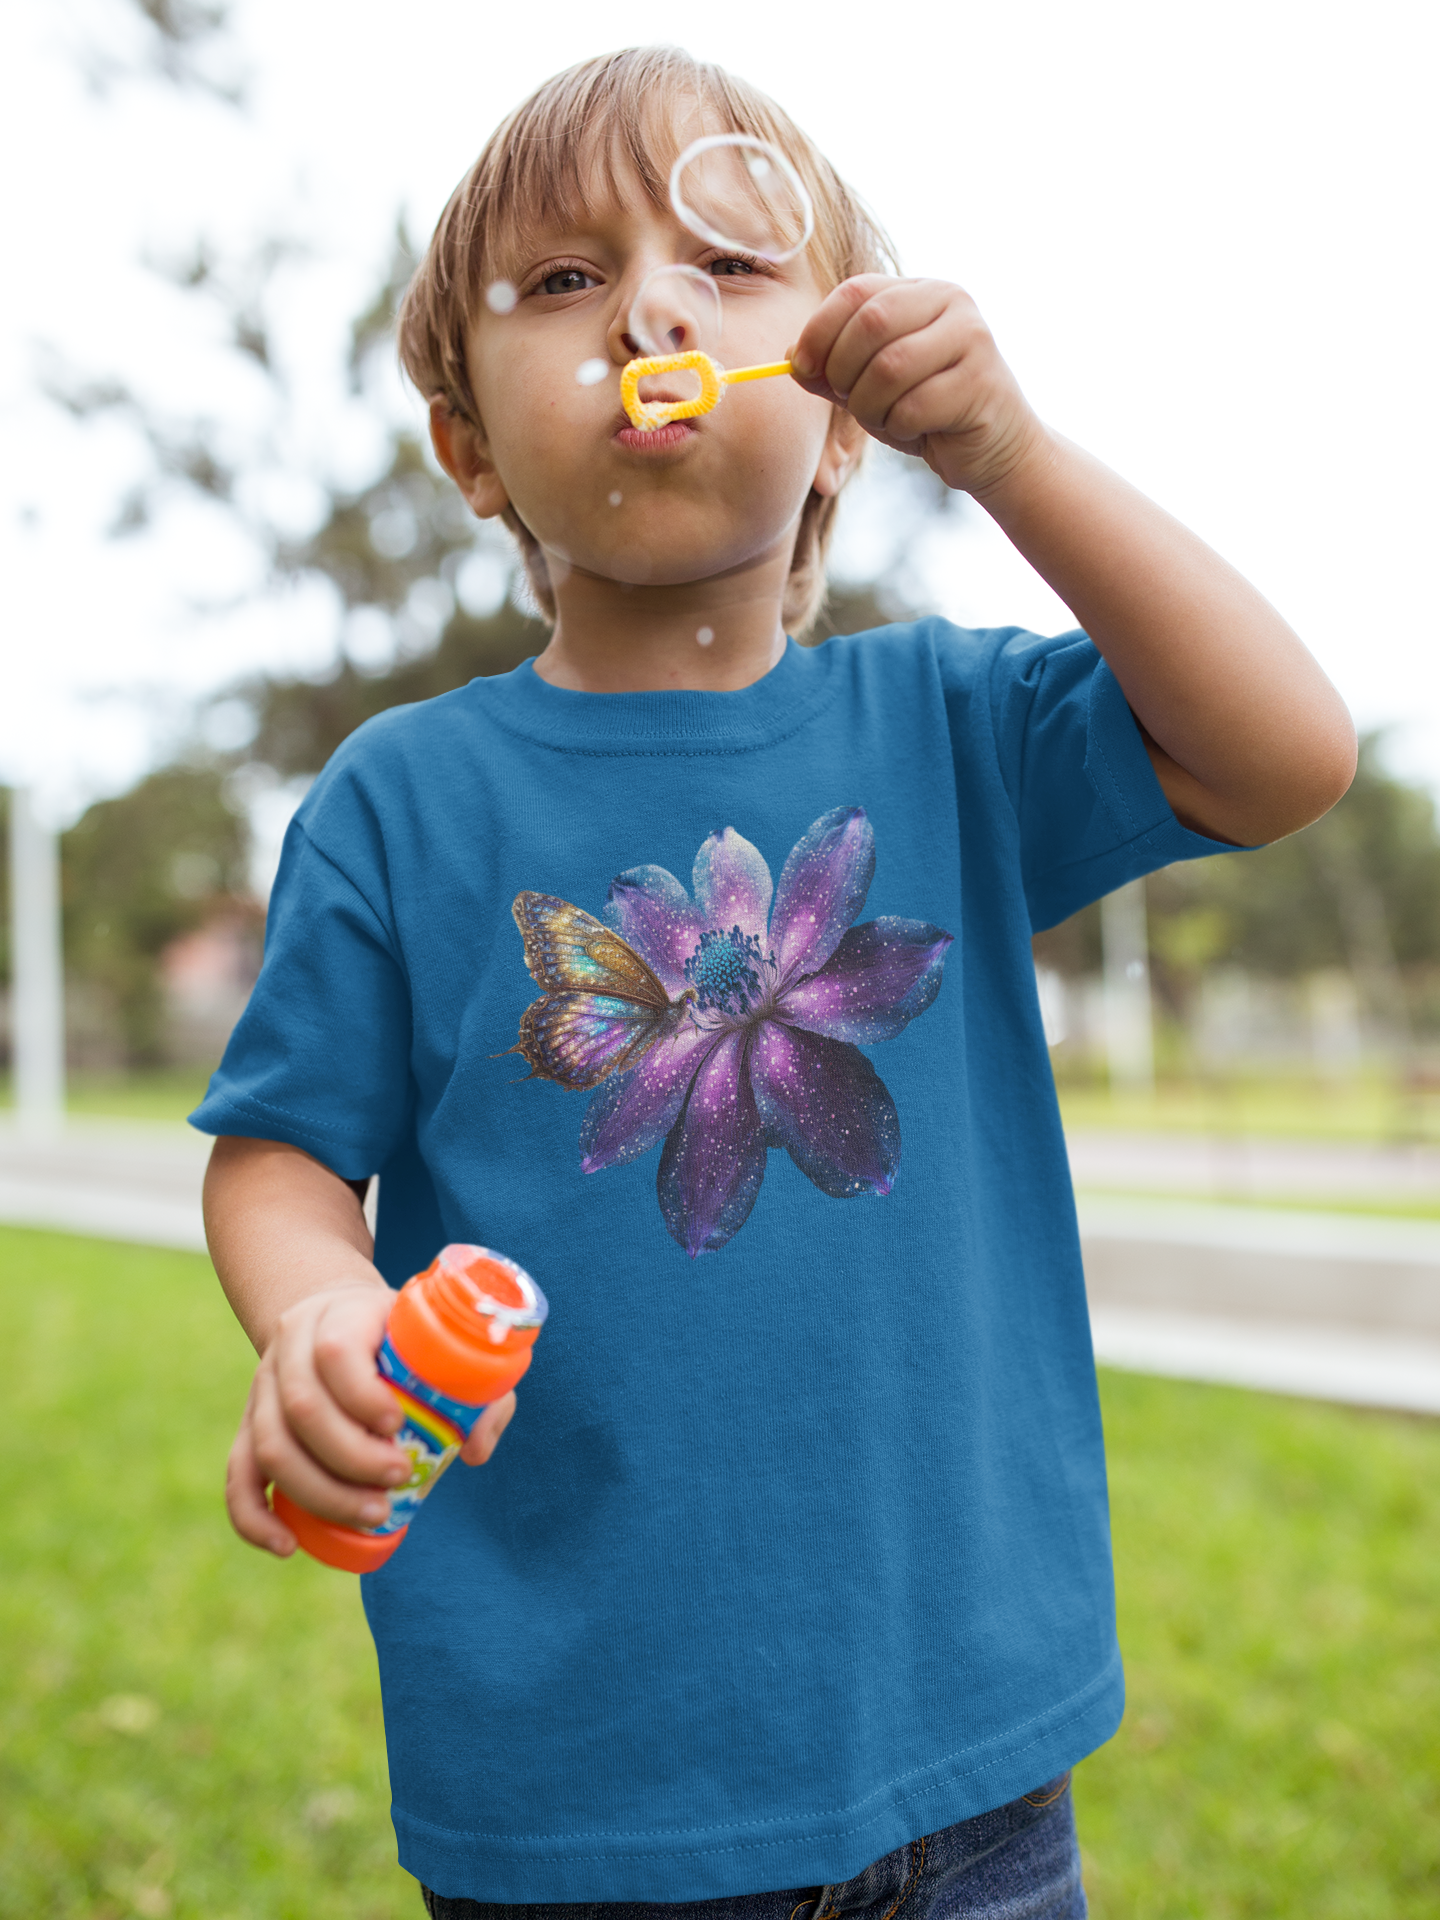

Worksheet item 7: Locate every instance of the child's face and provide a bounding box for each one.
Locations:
[453,144,850,597]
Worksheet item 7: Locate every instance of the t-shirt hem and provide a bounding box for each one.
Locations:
[187,1092,386,1184]
[394,1648,1124,1904]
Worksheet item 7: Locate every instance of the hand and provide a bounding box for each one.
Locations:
[790,275,1046,500]
[225,1281,517,1556]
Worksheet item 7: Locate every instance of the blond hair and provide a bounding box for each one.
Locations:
[397,47,894,635]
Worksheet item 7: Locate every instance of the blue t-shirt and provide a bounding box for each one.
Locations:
[193,621,1230,1903]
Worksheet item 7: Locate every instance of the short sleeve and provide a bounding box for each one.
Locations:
[188,817,414,1180]
[976,625,1249,930]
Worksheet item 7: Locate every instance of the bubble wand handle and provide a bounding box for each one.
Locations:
[721,361,792,385]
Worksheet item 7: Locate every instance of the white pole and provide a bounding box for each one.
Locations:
[9,787,66,1132]
[1101,877,1154,1094]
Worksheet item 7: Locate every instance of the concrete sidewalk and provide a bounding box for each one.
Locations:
[1068,1126,1440,1204]
[1076,1195,1440,1413]
[2,1119,1437,1415]
[0,1119,210,1252]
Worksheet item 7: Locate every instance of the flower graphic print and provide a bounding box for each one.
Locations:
[510,807,952,1256]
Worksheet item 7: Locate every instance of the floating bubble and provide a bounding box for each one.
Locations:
[608,491,623,506]
[670,135,814,265]
[628,264,723,361]
[485,280,518,315]
[696,626,715,647]
[575,357,610,386]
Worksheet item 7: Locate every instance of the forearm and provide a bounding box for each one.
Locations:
[974,430,1357,844]
[204,1135,388,1356]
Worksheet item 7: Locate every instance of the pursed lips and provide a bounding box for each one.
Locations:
[611,386,706,433]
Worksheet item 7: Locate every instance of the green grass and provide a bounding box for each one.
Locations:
[3,1228,1439,1916]
[0,1228,414,1920]
[0,1070,215,1126]
[1075,1189,1440,1222]
[1080,1374,1440,1916]
[1058,1077,1440,1145]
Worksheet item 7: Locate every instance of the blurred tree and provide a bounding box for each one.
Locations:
[77,0,243,102]
[1038,735,1440,1034]
[61,767,251,1064]
[1149,735,1439,964]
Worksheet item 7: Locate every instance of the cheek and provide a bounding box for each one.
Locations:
[725,382,835,497]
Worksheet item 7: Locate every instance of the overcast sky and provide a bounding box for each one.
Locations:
[3,0,1436,821]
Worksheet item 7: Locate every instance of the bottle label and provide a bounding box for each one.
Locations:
[371,1333,488,1537]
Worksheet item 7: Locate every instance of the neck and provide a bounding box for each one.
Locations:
[532,546,792,694]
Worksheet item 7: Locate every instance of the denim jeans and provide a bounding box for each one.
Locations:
[421,1773,1085,1920]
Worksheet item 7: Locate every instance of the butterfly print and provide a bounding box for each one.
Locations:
[508,892,698,1090]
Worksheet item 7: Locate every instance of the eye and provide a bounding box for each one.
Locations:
[539,266,599,296]
[708,255,759,278]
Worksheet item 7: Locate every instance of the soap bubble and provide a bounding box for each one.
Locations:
[628,264,722,360]
[670,135,814,264]
[575,357,610,386]
[608,491,623,506]
[696,626,715,646]
[485,280,518,315]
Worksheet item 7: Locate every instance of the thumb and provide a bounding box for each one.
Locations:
[460,1390,517,1466]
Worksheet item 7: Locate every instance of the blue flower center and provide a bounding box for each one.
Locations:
[684,926,769,1018]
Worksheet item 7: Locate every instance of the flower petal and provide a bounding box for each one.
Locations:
[656,1030,767,1256]
[750,1021,900,1199]
[778,918,953,1044]
[691,827,773,942]
[603,864,704,994]
[769,807,876,983]
[579,1022,713,1173]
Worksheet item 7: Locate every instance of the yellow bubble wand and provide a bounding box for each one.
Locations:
[620,351,792,432]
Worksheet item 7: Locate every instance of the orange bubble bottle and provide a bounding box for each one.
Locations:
[272,1244,548,1574]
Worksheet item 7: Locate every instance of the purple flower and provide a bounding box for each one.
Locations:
[579,808,952,1256]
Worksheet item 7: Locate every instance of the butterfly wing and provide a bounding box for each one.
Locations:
[515,991,678,1090]
[509,893,692,1089]
[513,893,671,1008]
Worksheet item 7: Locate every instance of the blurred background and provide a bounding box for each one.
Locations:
[3,3,1438,1917]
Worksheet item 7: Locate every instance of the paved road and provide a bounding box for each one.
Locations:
[2,1120,1437,1413]
[1067,1127,1440,1202]
[0,1119,210,1251]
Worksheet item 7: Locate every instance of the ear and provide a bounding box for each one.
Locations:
[429,396,510,520]
[810,406,865,500]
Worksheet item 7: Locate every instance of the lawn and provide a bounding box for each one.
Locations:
[0,1070,214,1127]
[2,1227,1437,1918]
[1057,1075,1440,1146]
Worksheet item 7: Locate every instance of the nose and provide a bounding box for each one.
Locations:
[607,264,710,367]
[613,321,689,362]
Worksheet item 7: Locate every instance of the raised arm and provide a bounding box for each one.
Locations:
[206,1136,513,1557]
[792,278,1357,846]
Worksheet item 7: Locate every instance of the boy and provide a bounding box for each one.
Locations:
[196,46,1355,1920]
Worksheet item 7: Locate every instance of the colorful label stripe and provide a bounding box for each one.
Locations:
[370,1333,491,1538]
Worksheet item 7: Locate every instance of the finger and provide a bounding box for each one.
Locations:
[249,1359,397,1528]
[460,1391,517,1466]
[273,1320,410,1486]
[789,274,895,386]
[821,283,960,413]
[310,1291,404,1434]
[871,364,985,449]
[226,1408,296,1555]
[843,321,975,442]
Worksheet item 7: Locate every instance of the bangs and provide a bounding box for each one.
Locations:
[462,52,863,291]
